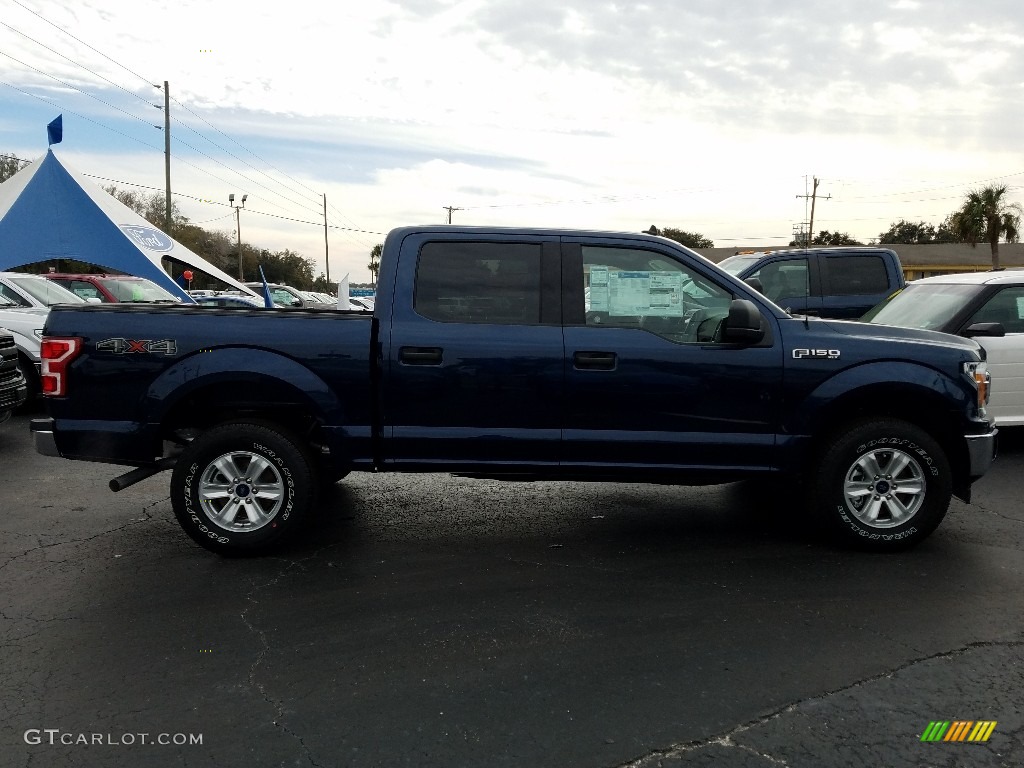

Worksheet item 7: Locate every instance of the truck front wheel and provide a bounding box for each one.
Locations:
[170,422,315,555]
[811,418,952,551]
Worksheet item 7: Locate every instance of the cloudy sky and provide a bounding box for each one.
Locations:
[2,0,1023,283]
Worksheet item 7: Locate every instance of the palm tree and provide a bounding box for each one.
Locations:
[950,185,1023,270]
[367,243,382,284]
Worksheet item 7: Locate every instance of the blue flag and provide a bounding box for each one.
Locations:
[258,265,274,308]
[47,115,62,146]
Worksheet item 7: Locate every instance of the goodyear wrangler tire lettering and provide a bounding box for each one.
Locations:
[811,418,952,552]
[170,422,315,556]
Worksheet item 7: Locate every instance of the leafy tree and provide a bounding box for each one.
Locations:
[949,185,1023,270]
[103,185,188,233]
[368,243,383,284]
[790,230,863,246]
[656,227,714,249]
[878,218,959,244]
[878,220,937,244]
[1,153,29,183]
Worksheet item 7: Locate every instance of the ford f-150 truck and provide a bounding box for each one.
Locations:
[717,246,906,319]
[32,226,997,555]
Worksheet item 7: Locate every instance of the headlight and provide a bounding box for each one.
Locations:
[963,361,991,409]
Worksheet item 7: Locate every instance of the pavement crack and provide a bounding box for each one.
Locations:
[970,499,1024,525]
[615,637,1024,768]
[240,551,335,768]
[0,498,166,574]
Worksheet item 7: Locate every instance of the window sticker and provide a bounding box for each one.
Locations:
[589,266,609,311]
[607,271,686,316]
[1016,296,1024,320]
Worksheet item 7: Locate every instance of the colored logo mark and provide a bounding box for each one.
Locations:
[921,721,997,742]
[121,225,174,253]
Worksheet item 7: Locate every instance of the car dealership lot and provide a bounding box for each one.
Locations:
[1,412,1022,768]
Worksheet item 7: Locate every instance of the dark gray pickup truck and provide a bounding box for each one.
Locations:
[718,247,905,319]
[0,328,27,424]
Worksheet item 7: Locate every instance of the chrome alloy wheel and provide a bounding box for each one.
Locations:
[843,447,926,528]
[198,451,284,533]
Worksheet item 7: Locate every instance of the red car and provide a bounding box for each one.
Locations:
[44,273,184,303]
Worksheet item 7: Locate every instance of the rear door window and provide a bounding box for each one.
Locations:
[415,241,542,325]
[822,255,889,296]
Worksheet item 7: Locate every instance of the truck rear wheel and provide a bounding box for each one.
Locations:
[170,422,315,555]
[811,418,952,551]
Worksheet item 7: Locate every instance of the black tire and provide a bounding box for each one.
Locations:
[170,422,315,555]
[810,418,952,551]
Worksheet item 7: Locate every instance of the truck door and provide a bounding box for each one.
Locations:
[562,237,784,474]
[743,255,821,316]
[818,251,895,318]
[382,233,563,470]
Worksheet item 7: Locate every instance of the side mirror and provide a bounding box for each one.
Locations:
[963,322,1006,338]
[722,299,765,344]
[744,277,764,294]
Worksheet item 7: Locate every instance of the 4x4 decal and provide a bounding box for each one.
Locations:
[96,338,177,355]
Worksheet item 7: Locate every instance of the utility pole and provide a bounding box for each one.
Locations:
[163,81,172,235]
[323,193,330,284]
[229,193,247,280]
[795,176,830,247]
[443,205,463,224]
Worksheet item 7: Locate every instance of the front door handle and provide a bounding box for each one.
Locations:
[400,346,443,365]
[573,351,617,371]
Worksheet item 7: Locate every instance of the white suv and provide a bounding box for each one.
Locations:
[0,271,86,308]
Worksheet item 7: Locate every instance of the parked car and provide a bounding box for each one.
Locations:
[0,327,28,424]
[0,294,47,398]
[193,294,267,308]
[45,273,188,304]
[242,282,321,308]
[0,271,88,308]
[863,270,1024,426]
[717,247,905,319]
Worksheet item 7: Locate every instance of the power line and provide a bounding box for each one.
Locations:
[0,20,160,110]
[0,50,161,129]
[10,0,159,91]
[0,80,164,152]
[8,0,377,249]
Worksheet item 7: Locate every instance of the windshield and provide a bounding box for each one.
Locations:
[717,255,763,276]
[99,277,180,302]
[866,283,984,331]
[8,276,85,305]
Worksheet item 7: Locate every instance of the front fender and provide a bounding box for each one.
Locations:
[789,360,973,437]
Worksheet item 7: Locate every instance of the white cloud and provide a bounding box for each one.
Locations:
[2,0,1024,282]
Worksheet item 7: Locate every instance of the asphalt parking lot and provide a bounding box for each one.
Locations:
[1,410,1022,768]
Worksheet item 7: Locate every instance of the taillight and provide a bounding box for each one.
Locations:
[40,337,83,397]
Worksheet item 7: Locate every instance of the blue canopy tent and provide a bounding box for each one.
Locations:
[0,149,258,301]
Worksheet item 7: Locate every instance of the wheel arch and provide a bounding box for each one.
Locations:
[789,366,973,495]
[149,348,349,472]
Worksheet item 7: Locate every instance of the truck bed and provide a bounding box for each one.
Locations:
[43,303,375,466]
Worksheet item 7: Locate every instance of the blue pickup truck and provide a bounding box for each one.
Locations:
[32,226,996,555]
[717,246,905,319]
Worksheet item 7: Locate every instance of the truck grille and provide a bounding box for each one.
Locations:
[0,332,26,408]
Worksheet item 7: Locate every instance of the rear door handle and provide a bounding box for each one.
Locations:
[573,351,617,371]
[399,346,443,365]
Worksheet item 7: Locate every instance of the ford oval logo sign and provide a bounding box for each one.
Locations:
[121,225,174,253]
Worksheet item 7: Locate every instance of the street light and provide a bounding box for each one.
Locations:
[229,193,247,279]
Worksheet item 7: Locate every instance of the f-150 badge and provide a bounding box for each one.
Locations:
[792,348,840,359]
[97,338,177,355]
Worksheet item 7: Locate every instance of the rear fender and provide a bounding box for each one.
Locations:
[145,347,347,453]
